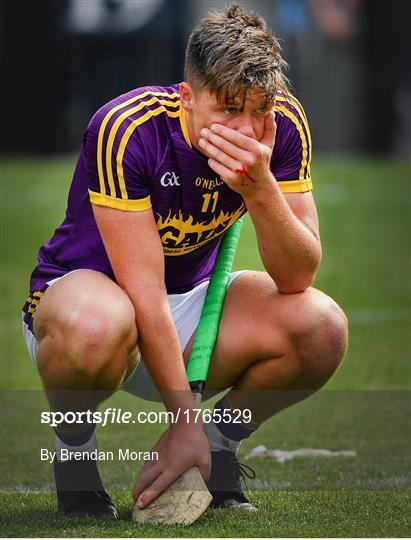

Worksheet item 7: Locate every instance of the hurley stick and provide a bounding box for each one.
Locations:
[186,217,244,401]
[133,218,244,525]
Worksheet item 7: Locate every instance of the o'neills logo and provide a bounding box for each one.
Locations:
[156,204,246,256]
[160,171,180,187]
[195,176,224,190]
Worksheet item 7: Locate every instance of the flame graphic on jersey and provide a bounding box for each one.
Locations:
[156,204,245,256]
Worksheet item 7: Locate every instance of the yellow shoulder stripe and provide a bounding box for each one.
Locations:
[277,179,313,193]
[89,190,152,211]
[276,94,312,179]
[275,104,310,180]
[105,97,179,199]
[96,90,179,196]
[116,106,180,199]
[276,92,308,121]
[179,104,192,148]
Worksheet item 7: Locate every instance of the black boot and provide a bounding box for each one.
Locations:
[54,458,118,518]
[206,450,258,511]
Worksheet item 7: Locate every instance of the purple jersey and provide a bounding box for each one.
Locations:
[23,84,312,329]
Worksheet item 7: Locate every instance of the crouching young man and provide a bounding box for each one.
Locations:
[22,3,348,518]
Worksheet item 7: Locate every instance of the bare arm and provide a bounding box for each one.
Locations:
[92,205,210,506]
[93,205,193,408]
[244,186,321,293]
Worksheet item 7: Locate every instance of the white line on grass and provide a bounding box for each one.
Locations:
[3,475,409,493]
[0,483,54,493]
[246,445,357,463]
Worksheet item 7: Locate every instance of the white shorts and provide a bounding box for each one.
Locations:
[22,270,247,402]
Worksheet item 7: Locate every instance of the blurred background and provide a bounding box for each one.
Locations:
[1,5,410,533]
[1,0,410,155]
[0,0,410,392]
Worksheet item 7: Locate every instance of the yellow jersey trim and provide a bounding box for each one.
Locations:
[277,179,313,193]
[276,93,312,179]
[89,190,152,211]
[96,90,179,197]
[276,92,308,121]
[275,104,310,180]
[106,97,180,199]
[116,106,180,197]
[26,291,44,317]
[179,104,192,148]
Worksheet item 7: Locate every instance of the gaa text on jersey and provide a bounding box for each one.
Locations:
[160,171,180,187]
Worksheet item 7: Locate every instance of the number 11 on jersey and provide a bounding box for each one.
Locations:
[201,192,219,213]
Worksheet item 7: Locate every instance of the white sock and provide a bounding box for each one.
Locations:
[203,420,242,454]
[55,432,97,462]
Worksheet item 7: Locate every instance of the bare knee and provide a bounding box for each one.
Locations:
[70,297,135,355]
[282,289,348,381]
[37,293,137,384]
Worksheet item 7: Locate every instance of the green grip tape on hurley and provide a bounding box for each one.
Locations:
[186,218,244,383]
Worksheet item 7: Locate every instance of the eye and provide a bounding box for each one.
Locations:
[223,107,238,115]
[256,105,267,113]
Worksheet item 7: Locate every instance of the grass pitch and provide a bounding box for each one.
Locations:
[1,156,410,537]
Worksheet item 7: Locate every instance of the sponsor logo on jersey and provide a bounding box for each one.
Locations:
[160,171,180,187]
[195,177,224,190]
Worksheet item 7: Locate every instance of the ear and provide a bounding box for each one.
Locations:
[180,82,194,112]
